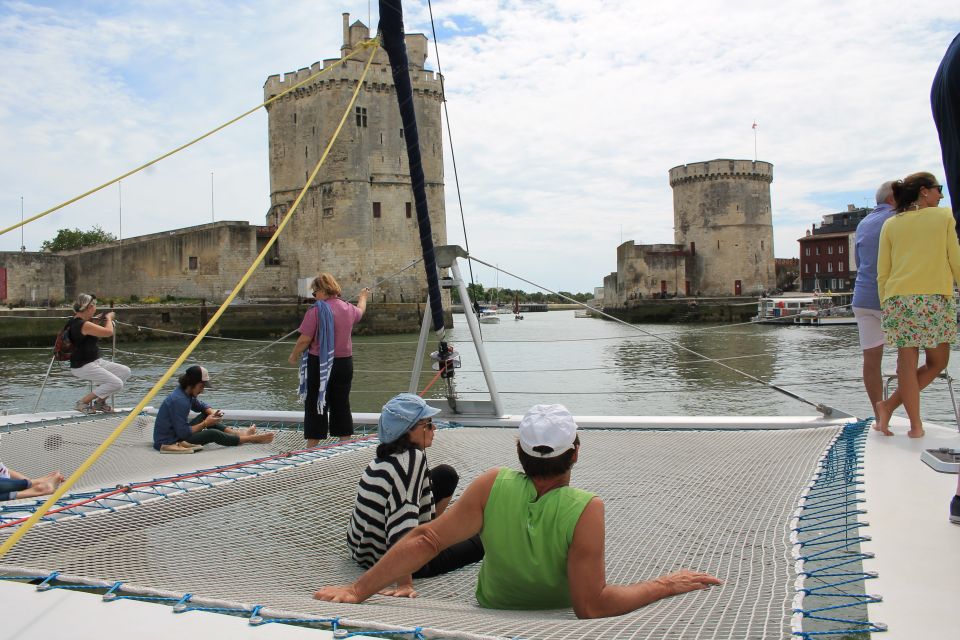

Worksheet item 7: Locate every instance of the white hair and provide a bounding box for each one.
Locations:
[875,181,895,205]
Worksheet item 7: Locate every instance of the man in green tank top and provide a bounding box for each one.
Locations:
[315,404,720,618]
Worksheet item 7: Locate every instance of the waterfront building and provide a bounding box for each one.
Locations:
[797,204,870,292]
[604,159,777,306]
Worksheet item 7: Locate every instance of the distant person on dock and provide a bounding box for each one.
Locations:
[68,293,130,414]
[852,181,897,411]
[932,32,960,237]
[0,460,63,502]
[874,173,960,437]
[343,394,483,596]
[316,404,720,617]
[288,273,369,446]
[152,365,274,453]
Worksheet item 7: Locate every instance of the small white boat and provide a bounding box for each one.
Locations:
[753,292,855,326]
[478,308,500,324]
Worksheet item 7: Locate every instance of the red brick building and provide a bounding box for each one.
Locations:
[798,205,870,292]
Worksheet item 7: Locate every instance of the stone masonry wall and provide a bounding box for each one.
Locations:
[616,241,688,301]
[59,222,295,302]
[0,252,65,306]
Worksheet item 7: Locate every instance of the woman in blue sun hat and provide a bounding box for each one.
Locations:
[345,393,483,597]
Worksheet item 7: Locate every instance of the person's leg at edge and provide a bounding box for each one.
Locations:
[304,353,326,448]
[430,464,459,516]
[876,343,948,436]
[862,345,884,425]
[951,474,960,524]
[327,357,355,442]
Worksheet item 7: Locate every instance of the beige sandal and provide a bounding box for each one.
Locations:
[160,443,194,454]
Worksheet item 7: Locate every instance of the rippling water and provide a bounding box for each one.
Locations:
[3,311,960,426]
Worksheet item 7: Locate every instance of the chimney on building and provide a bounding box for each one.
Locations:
[342,13,350,48]
[847,204,856,212]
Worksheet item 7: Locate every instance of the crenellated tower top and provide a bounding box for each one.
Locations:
[669,159,773,187]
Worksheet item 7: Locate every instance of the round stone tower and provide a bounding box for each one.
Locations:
[669,159,776,296]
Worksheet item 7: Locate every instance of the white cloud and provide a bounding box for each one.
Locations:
[0,1,957,293]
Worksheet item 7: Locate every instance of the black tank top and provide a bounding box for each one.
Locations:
[68,317,99,368]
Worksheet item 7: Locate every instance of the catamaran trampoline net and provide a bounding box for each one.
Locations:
[1,422,840,640]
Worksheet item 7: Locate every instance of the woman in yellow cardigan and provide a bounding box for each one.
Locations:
[874,172,960,437]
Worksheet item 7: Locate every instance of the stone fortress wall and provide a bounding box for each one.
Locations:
[669,159,776,296]
[262,14,446,304]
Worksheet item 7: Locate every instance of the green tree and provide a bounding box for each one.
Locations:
[41,226,116,252]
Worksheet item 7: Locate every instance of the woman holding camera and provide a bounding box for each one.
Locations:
[68,293,130,414]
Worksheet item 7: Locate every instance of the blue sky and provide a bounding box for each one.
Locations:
[0,1,958,293]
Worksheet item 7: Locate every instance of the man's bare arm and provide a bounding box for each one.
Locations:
[567,498,721,619]
[314,467,500,603]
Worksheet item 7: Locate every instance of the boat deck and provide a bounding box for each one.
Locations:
[863,416,960,639]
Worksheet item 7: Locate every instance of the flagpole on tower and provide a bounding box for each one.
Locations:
[752,121,758,161]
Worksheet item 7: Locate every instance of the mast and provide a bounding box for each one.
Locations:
[378,0,445,335]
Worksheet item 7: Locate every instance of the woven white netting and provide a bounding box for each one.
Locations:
[0,415,344,498]
[0,423,840,639]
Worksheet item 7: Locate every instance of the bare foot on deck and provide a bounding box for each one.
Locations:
[249,432,274,444]
[873,402,893,435]
[39,471,65,486]
[907,426,925,438]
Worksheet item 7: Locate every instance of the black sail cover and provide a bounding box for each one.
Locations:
[379,0,446,333]
[932,32,960,237]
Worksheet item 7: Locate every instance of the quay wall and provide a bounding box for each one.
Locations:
[601,298,758,323]
[0,303,445,348]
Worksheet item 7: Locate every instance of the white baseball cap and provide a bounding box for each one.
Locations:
[518,404,578,458]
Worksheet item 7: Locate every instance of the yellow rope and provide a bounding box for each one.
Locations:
[0,39,381,558]
[0,41,376,239]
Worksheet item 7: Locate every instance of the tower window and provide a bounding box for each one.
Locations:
[372,202,381,218]
[400,128,404,139]
[305,146,308,158]
[293,113,297,124]
[355,106,367,127]
[188,256,198,270]
[828,246,833,255]
[838,262,844,272]
[839,244,844,254]
[323,207,333,219]
[717,240,720,250]
[761,240,764,250]
[406,202,412,218]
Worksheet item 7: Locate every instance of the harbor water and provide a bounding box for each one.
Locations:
[2,311,960,427]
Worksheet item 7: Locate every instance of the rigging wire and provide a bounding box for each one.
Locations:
[425,0,480,328]
[469,256,846,417]
[0,39,383,560]
[0,44,368,239]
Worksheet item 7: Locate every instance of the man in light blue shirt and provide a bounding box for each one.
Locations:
[852,182,897,415]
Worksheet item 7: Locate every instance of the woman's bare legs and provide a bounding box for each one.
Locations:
[874,343,949,436]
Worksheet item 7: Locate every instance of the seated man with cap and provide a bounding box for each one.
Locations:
[346,393,483,597]
[316,404,720,617]
[152,365,274,453]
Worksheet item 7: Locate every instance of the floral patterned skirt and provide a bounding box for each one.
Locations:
[881,294,957,348]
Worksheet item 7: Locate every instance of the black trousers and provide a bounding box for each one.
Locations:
[185,423,240,447]
[304,355,354,440]
[413,464,485,578]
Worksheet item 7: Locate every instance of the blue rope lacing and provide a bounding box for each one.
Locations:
[792,419,887,638]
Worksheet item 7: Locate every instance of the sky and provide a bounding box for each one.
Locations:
[0,1,958,294]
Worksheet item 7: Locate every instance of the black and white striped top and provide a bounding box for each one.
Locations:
[347,447,435,568]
